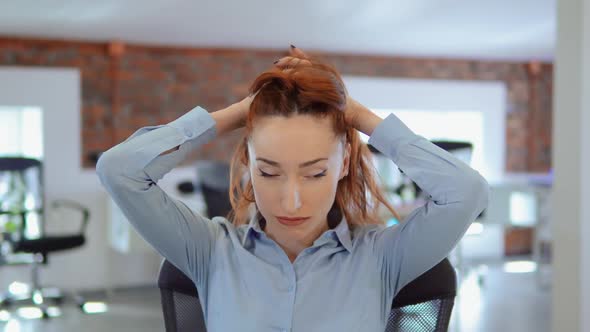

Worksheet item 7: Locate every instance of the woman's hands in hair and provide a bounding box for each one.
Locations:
[274,45,312,69]
[273,45,363,130]
[211,92,256,136]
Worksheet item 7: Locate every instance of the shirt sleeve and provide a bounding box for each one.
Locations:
[95,106,221,288]
[367,113,489,301]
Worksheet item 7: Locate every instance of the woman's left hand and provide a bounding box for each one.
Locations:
[273,45,312,69]
[273,45,362,129]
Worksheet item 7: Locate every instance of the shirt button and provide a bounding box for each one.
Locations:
[184,128,193,137]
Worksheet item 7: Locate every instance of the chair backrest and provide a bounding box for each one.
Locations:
[157,258,456,332]
[0,157,43,209]
[0,157,44,240]
[200,183,232,219]
[387,258,457,331]
[158,259,206,332]
[194,160,232,219]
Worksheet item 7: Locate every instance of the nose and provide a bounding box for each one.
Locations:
[281,179,302,214]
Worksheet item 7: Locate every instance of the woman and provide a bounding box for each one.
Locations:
[96,46,489,331]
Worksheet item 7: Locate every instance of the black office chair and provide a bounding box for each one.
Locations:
[199,183,232,219]
[0,157,90,318]
[158,259,207,332]
[158,257,456,332]
[195,160,232,219]
[388,258,456,331]
[176,160,232,220]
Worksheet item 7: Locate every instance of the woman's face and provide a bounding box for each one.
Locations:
[248,114,350,242]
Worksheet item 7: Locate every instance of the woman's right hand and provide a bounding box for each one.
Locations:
[234,93,256,121]
[211,91,258,135]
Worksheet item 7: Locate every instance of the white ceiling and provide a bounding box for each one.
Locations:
[0,0,556,61]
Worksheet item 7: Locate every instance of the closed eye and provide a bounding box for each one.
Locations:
[258,170,327,178]
[259,170,277,177]
[312,170,327,178]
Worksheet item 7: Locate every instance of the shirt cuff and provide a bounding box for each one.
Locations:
[168,106,218,142]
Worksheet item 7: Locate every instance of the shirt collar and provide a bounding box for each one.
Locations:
[328,215,353,253]
[242,213,352,253]
[241,214,265,248]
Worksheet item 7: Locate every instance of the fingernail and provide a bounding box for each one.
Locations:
[290,44,296,49]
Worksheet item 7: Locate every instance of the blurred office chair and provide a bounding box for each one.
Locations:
[0,157,90,318]
[157,257,456,332]
[388,258,457,331]
[158,259,206,332]
[195,160,231,219]
[199,182,232,220]
[176,160,232,219]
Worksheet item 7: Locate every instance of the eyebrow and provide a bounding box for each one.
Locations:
[256,157,328,168]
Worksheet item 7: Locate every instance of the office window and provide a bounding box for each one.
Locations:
[0,106,43,159]
[361,109,484,174]
[510,191,537,227]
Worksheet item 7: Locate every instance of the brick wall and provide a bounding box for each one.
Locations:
[0,36,552,172]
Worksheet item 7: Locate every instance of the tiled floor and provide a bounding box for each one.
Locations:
[449,258,551,332]
[0,257,551,332]
[0,288,164,332]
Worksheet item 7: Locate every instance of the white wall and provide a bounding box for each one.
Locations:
[343,76,507,183]
[0,66,195,291]
[552,0,590,330]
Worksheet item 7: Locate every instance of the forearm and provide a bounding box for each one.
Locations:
[160,103,243,157]
[210,102,246,136]
[367,109,488,204]
[99,106,217,181]
[348,99,383,136]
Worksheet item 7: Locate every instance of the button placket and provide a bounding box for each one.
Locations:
[283,263,296,292]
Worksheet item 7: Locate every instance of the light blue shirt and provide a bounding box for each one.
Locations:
[96,106,489,332]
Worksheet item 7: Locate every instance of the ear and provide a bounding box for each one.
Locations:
[340,142,351,180]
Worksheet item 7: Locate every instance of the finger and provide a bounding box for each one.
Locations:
[289,45,308,59]
[286,57,301,67]
[273,56,290,67]
[282,59,299,74]
[278,57,311,68]
[248,89,260,98]
[274,56,299,68]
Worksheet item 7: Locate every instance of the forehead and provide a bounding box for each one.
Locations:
[249,115,341,163]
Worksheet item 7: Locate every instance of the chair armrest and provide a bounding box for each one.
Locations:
[51,199,90,234]
[0,208,42,215]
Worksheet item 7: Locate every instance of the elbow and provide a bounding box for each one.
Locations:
[96,150,112,176]
[467,173,489,216]
[95,149,125,183]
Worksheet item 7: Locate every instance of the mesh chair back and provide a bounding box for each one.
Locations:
[386,258,456,332]
[158,260,206,332]
[387,298,455,331]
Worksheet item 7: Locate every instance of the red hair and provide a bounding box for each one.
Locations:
[227,58,400,229]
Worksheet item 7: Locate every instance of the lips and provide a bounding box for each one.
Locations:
[276,216,310,226]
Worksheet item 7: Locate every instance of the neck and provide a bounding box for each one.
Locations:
[265,220,330,263]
